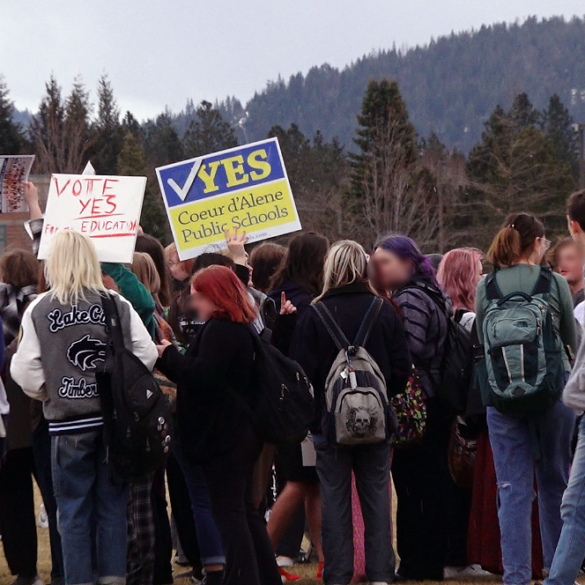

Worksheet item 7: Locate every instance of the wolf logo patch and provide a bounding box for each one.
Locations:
[67,335,107,372]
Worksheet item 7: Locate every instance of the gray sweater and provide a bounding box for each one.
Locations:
[11,289,157,435]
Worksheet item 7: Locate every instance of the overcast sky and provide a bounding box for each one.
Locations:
[1,1,584,121]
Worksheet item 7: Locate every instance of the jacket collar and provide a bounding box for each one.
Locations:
[322,281,373,298]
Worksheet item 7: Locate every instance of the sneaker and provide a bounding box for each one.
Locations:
[10,576,44,585]
[276,556,295,568]
[444,565,493,579]
[37,504,49,529]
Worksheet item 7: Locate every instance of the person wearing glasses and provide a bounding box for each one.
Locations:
[475,213,578,585]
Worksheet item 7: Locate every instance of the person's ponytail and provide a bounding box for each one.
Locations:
[487,226,522,268]
[486,213,545,269]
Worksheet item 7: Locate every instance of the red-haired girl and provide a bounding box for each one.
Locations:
[156,265,281,585]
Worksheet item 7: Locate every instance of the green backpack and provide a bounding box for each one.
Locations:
[480,267,565,415]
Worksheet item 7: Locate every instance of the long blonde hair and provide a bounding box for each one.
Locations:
[45,231,107,305]
[313,240,376,302]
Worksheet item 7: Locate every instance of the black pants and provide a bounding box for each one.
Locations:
[392,399,451,580]
[446,483,472,567]
[202,424,281,585]
[0,447,38,578]
[152,466,174,585]
[0,424,63,581]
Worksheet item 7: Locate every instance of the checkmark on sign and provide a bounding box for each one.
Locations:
[167,159,202,202]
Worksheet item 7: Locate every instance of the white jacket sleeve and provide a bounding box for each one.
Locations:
[10,298,48,401]
[117,294,158,371]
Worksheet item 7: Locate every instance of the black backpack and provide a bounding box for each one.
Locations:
[400,285,473,415]
[248,329,315,445]
[97,294,173,480]
[438,309,475,415]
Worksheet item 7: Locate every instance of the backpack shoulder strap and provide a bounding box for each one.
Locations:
[101,293,125,352]
[354,297,384,347]
[312,302,351,352]
[532,266,553,297]
[485,272,503,301]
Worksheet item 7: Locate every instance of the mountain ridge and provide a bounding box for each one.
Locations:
[213,15,585,152]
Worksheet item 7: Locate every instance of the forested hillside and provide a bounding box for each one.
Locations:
[2,15,583,252]
[211,16,585,151]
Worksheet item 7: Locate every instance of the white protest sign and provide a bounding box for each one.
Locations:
[38,174,147,263]
[82,161,96,175]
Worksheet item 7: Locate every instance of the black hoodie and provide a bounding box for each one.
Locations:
[290,282,411,434]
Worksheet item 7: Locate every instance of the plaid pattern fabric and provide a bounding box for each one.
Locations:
[0,283,37,345]
[127,474,156,585]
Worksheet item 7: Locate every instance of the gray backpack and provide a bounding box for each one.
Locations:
[480,267,565,415]
[313,298,395,445]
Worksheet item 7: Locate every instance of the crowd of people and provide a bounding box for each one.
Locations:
[2,181,585,585]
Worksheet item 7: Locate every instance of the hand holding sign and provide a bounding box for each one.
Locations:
[225,227,249,265]
[23,182,43,220]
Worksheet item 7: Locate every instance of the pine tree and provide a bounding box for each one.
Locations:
[349,78,418,200]
[122,111,143,139]
[267,124,311,189]
[509,92,541,129]
[347,79,437,247]
[183,101,237,158]
[543,94,579,180]
[92,75,123,174]
[118,132,170,242]
[63,76,93,172]
[144,112,183,167]
[30,75,93,173]
[0,75,25,153]
[265,124,348,241]
[30,75,66,172]
[466,98,575,247]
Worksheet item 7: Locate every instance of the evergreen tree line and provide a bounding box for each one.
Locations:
[0,72,580,253]
[213,16,585,153]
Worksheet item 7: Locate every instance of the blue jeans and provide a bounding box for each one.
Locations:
[33,420,64,583]
[172,439,225,566]
[51,430,129,585]
[544,416,585,585]
[487,401,575,585]
[314,435,394,585]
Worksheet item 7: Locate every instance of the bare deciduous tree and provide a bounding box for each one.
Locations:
[348,118,440,250]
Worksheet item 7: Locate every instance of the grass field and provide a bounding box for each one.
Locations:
[0,519,503,585]
[0,519,500,585]
[0,488,531,585]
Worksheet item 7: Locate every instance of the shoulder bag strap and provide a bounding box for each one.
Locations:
[485,272,503,301]
[532,266,553,297]
[101,293,125,352]
[354,297,384,347]
[312,302,351,352]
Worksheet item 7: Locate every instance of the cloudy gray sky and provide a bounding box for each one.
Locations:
[1,1,584,120]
